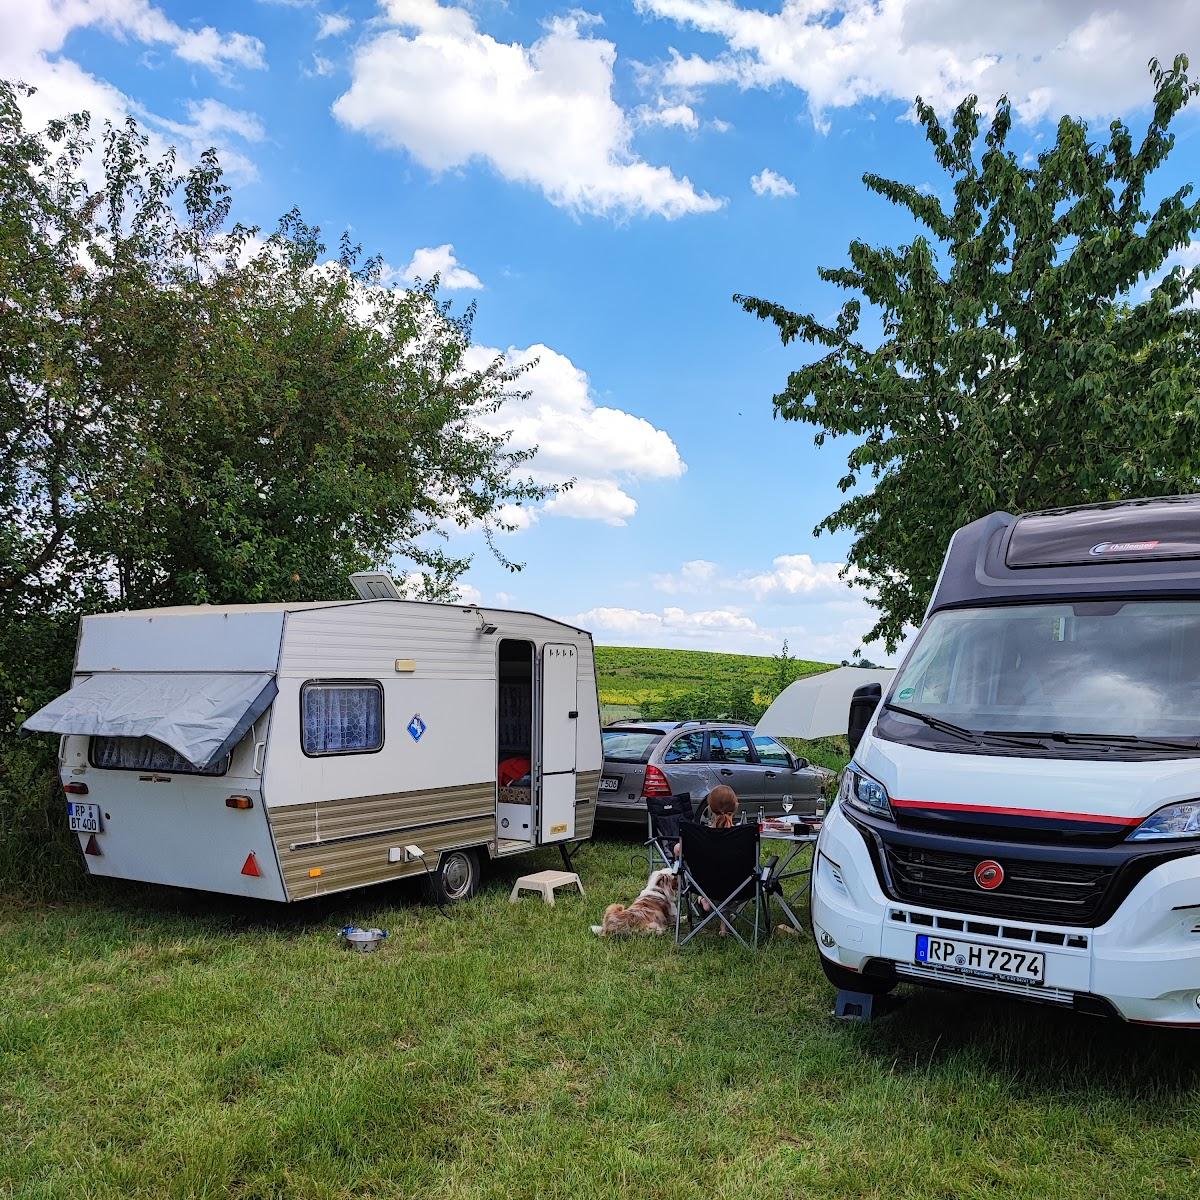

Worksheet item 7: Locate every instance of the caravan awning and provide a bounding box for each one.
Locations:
[20,671,277,769]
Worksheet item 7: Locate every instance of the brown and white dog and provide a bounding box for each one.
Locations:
[591,868,679,937]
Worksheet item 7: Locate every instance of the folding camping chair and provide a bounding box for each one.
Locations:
[645,792,694,870]
[674,820,778,949]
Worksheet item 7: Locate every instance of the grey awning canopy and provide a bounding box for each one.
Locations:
[20,671,277,769]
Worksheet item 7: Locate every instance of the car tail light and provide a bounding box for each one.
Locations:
[642,765,671,798]
[63,782,89,795]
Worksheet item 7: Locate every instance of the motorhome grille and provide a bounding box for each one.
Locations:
[883,844,1116,926]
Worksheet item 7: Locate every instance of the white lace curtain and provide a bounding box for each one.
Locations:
[302,684,382,754]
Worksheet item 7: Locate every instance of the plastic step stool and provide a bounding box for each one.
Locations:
[509,870,584,905]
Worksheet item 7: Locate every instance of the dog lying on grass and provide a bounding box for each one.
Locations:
[591,868,679,936]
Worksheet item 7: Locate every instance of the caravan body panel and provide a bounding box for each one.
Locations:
[41,598,602,902]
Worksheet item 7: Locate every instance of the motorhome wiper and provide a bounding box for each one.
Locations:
[991,730,1200,753]
[882,703,981,745]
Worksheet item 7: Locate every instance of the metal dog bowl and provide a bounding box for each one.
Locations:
[338,925,388,953]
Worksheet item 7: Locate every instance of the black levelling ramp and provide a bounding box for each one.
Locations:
[833,989,905,1022]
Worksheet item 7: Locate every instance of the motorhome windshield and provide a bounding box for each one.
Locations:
[881,600,1200,753]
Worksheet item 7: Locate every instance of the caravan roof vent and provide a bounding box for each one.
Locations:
[349,572,403,601]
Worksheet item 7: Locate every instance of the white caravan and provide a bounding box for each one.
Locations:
[813,496,1200,1027]
[22,585,602,902]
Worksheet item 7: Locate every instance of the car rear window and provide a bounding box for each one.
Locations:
[602,729,663,763]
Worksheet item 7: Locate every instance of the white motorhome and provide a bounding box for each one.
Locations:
[813,497,1200,1027]
[22,584,602,903]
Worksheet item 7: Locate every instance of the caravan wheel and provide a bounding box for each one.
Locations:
[429,848,480,904]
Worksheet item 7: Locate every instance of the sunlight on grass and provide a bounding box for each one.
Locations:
[2,835,1198,1199]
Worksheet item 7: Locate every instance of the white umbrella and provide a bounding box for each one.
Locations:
[755,666,896,741]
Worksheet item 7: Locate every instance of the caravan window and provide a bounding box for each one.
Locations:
[90,736,228,776]
[301,681,384,756]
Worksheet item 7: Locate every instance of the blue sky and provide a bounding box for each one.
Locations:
[5,0,1198,660]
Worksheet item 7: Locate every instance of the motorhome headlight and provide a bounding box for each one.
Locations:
[837,765,894,821]
[1127,801,1200,841]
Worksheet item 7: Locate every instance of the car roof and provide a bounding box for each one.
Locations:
[603,720,757,732]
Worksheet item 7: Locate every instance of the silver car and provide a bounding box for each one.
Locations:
[596,720,833,826]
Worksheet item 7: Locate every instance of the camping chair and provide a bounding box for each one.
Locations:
[674,820,778,949]
[645,793,694,870]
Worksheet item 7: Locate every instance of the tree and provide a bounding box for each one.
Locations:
[736,55,1200,651]
[0,81,556,893]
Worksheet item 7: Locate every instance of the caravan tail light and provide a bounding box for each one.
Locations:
[63,782,89,795]
[225,795,254,810]
[642,765,671,798]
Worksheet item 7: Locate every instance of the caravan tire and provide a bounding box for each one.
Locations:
[428,848,480,905]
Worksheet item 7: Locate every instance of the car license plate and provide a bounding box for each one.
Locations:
[599,776,621,792]
[914,934,1044,986]
[67,801,102,834]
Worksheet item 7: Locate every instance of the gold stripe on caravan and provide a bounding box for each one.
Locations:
[574,769,601,841]
[268,781,494,900]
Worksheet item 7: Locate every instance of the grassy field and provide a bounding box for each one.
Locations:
[593,646,830,710]
[3,833,1199,1200]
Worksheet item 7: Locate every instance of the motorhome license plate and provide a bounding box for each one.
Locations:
[915,934,1044,985]
[67,801,102,834]
[599,776,621,791]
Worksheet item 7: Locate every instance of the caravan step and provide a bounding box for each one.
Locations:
[510,870,584,905]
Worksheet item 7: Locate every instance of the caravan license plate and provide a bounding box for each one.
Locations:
[599,776,621,792]
[915,934,1044,986]
[67,801,102,834]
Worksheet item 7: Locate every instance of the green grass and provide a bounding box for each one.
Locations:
[594,646,830,709]
[3,837,1199,1199]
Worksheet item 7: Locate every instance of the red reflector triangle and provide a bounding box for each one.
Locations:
[240,852,261,877]
[84,834,101,856]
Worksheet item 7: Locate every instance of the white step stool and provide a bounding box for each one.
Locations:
[509,870,584,906]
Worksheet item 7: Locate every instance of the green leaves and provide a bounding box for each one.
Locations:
[737,56,1200,652]
[0,80,557,893]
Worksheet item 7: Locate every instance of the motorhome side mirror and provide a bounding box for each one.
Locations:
[847,683,883,755]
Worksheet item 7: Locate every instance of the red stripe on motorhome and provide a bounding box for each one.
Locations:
[889,797,1141,827]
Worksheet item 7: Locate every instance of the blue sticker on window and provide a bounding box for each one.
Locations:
[407,715,426,742]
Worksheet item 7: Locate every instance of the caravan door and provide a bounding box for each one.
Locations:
[539,643,578,843]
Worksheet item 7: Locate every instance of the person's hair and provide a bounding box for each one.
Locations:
[707,784,739,829]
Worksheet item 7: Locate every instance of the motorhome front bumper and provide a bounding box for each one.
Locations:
[812,803,1200,1026]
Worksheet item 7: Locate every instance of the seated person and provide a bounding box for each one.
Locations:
[675,784,741,924]
[705,784,740,829]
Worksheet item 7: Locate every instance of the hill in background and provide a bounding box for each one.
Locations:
[594,645,831,721]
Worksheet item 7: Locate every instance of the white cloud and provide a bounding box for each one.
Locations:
[738,553,848,598]
[750,167,797,198]
[466,342,685,527]
[638,0,1200,130]
[573,605,764,646]
[2,0,267,78]
[651,559,719,594]
[390,243,484,290]
[653,553,848,598]
[306,53,335,77]
[637,100,700,130]
[544,480,637,526]
[332,1,723,219]
[317,12,353,38]
[2,1,266,185]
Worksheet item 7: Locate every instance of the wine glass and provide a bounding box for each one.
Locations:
[782,794,793,816]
